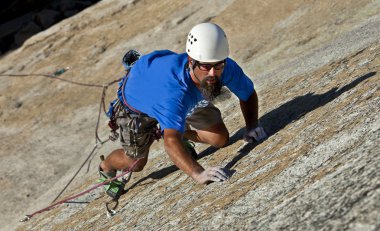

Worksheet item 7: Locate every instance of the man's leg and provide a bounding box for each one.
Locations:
[100,149,148,173]
[184,103,229,148]
[98,148,148,199]
[184,122,229,148]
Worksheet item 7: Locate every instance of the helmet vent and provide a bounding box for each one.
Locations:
[188,36,197,45]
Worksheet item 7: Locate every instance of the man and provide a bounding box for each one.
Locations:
[99,23,267,197]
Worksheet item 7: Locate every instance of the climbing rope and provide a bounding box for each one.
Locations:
[0,71,117,88]
[0,69,132,221]
[20,158,141,222]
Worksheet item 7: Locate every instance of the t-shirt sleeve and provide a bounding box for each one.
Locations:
[222,58,254,101]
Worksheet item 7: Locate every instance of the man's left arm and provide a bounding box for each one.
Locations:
[239,90,267,142]
[222,58,267,141]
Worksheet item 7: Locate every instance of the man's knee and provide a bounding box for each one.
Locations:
[131,158,148,172]
[195,122,229,148]
[104,149,148,172]
[211,133,229,148]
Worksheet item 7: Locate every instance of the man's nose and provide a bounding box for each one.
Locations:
[208,67,216,76]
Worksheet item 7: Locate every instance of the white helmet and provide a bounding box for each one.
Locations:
[186,23,229,62]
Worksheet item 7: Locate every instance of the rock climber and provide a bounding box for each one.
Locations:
[99,23,267,198]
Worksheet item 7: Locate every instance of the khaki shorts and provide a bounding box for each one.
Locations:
[116,109,159,159]
[117,103,223,158]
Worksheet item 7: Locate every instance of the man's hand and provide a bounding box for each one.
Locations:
[240,91,267,143]
[194,166,230,184]
[244,126,267,143]
[164,129,230,184]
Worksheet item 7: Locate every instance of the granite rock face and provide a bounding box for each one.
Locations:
[0,0,379,230]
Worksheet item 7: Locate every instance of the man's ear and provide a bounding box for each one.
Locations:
[187,56,193,65]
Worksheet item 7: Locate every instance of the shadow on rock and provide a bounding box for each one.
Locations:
[125,165,179,193]
[125,71,376,190]
[224,71,376,170]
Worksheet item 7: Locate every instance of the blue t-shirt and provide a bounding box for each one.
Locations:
[122,50,254,133]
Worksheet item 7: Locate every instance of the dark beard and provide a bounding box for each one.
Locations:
[199,76,222,102]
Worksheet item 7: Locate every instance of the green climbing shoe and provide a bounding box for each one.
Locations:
[98,167,124,199]
[182,139,198,160]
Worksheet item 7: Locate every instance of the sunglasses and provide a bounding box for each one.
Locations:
[195,60,226,71]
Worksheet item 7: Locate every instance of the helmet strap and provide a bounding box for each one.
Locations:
[189,60,202,84]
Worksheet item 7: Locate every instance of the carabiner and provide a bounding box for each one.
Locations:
[20,215,31,222]
[106,199,119,218]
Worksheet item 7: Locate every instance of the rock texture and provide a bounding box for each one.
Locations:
[0,0,379,230]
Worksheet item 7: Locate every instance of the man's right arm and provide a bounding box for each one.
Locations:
[163,128,229,184]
